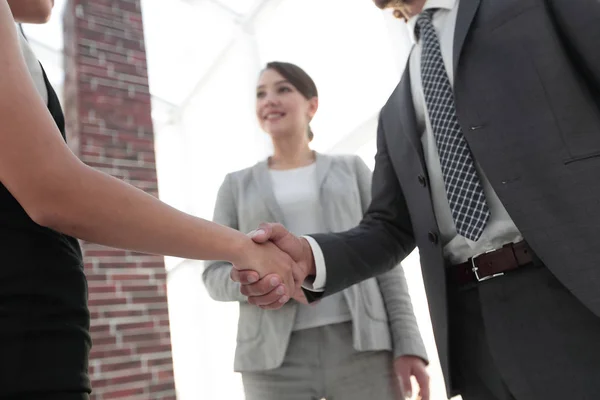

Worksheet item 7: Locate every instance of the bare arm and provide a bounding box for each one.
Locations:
[202,174,248,303]
[7,0,53,23]
[0,0,294,297]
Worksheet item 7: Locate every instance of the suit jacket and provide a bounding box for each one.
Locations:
[309,0,600,396]
[202,153,427,372]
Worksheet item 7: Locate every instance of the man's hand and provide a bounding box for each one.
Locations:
[230,223,315,308]
[252,223,316,292]
[230,239,296,310]
[231,269,312,306]
[394,355,430,400]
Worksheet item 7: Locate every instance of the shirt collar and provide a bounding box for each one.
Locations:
[406,0,457,44]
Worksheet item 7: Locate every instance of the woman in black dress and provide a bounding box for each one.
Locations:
[0,1,296,398]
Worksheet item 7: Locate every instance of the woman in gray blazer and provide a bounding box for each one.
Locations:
[203,62,428,400]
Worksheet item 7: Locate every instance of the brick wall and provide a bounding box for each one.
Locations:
[63,1,176,399]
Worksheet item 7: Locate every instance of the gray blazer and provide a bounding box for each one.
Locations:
[202,153,427,372]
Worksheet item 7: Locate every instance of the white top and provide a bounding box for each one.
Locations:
[270,164,351,331]
[306,0,523,290]
[16,24,48,104]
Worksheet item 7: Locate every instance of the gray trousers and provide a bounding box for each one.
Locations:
[450,263,600,400]
[241,322,399,400]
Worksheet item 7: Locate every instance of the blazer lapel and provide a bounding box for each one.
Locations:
[453,0,481,75]
[315,152,332,191]
[314,152,332,229]
[383,66,428,172]
[252,160,285,223]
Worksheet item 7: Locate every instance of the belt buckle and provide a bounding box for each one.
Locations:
[470,249,505,282]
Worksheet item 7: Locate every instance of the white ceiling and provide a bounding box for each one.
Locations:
[22,0,269,120]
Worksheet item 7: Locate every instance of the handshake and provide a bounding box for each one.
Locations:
[229,223,316,309]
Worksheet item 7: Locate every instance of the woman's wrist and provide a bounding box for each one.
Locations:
[223,230,253,267]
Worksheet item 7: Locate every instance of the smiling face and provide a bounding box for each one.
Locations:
[255,67,318,141]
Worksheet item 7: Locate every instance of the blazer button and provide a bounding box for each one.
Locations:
[418,175,427,187]
[428,231,439,244]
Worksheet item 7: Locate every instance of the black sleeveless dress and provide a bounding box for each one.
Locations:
[0,68,91,398]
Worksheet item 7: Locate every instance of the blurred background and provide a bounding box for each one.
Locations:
[24,0,456,399]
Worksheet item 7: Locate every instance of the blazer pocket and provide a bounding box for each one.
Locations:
[359,280,389,322]
[564,150,600,165]
[237,303,263,343]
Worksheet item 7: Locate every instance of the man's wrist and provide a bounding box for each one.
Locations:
[300,237,316,277]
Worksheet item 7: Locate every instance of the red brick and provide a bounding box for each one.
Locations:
[64,1,173,396]
[136,344,172,355]
[86,273,107,282]
[89,347,133,360]
[90,323,111,334]
[96,262,139,270]
[90,311,101,320]
[115,321,154,331]
[157,319,171,328]
[120,284,159,293]
[100,360,142,373]
[95,372,153,388]
[122,331,162,344]
[103,387,145,399]
[149,380,176,393]
[157,370,174,381]
[147,308,169,317]
[102,309,146,319]
[92,336,117,347]
[88,283,118,294]
[88,296,128,307]
[131,295,168,305]
[147,357,174,368]
[109,273,151,281]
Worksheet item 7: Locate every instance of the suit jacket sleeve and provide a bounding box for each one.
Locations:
[545,0,600,93]
[309,113,416,297]
[202,173,248,303]
[353,156,428,362]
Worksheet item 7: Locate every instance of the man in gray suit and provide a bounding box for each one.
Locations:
[232,0,600,399]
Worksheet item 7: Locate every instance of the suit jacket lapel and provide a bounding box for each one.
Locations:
[453,0,481,75]
[387,0,481,169]
[384,66,427,172]
[252,160,285,223]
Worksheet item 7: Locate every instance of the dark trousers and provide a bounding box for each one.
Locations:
[449,282,516,400]
[449,263,600,400]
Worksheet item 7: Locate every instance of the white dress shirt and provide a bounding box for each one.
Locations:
[306,0,523,290]
[270,165,352,330]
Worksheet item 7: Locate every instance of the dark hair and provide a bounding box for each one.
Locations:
[263,61,318,141]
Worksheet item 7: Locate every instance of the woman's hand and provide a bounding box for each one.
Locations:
[230,239,297,310]
[394,355,430,400]
[292,286,310,305]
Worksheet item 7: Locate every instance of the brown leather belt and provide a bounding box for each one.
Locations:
[450,241,534,286]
